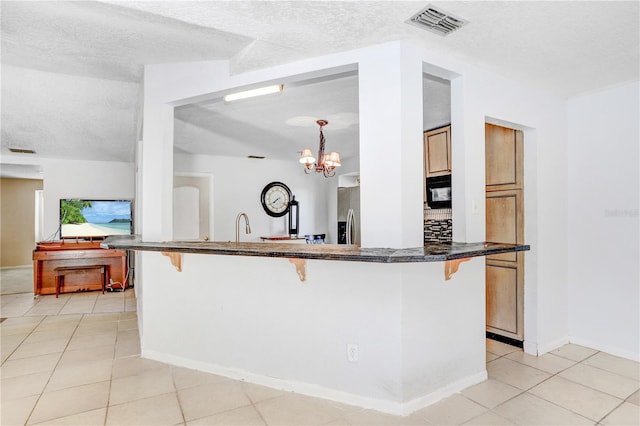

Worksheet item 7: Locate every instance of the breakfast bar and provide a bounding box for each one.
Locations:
[102,235,528,263]
[103,236,528,415]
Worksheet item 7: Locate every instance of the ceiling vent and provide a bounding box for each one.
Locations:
[9,148,36,154]
[408,5,468,36]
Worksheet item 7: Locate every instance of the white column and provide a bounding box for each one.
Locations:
[140,66,175,241]
[358,44,424,248]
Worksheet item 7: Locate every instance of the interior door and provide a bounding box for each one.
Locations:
[485,123,524,342]
[173,186,200,240]
[173,174,212,241]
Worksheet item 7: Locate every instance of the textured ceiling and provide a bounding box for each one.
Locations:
[106,0,640,96]
[1,1,638,176]
[2,1,252,81]
[174,72,451,163]
[1,0,252,169]
[175,73,361,161]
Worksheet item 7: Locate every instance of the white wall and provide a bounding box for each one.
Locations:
[413,44,570,354]
[42,159,135,240]
[1,155,135,240]
[139,251,486,415]
[141,39,598,376]
[568,81,640,360]
[174,153,334,242]
[136,38,640,412]
[402,259,486,405]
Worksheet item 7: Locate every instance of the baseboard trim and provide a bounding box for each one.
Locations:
[401,370,487,415]
[142,349,403,415]
[0,265,32,270]
[523,340,537,355]
[142,349,487,416]
[536,336,570,355]
[568,336,640,362]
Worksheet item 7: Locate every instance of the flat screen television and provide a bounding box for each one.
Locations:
[60,199,133,239]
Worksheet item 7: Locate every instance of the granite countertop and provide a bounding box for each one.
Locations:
[102,235,529,263]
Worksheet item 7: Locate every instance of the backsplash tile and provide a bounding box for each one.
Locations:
[424,207,452,243]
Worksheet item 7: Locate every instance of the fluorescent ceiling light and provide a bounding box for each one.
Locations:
[224,84,283,102]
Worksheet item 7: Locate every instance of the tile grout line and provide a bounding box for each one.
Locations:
[102,310,119,426]
[491,348,636,424]
[521,382,596,423]
[504,350,580,377]
[23,312,84,426]
[484,345,600,423]
[25,308,131,425]
[5,312,635,425]
[465,407,512,425]
[554,351,639,401]
[0,315,46,367]
[27,293,73,317]
[247,393,270,426]
[170,366,188,425]
[579,351,640,381]
[596,398,628,425]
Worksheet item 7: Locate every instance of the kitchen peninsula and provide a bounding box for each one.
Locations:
[134,40,550,417]
[104,236,528,415]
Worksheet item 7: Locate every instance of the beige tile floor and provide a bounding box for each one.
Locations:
[1,290,639,425]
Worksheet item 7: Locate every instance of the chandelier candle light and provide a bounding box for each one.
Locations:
[299,120,341,177]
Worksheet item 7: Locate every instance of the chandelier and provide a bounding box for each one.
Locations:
[299,120,341,177]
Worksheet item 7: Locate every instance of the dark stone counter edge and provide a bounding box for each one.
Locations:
[102,236,529,264]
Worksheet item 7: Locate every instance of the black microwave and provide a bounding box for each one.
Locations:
[426,175,452,209]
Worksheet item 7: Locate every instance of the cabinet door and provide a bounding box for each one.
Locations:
[424,125,451,177]
[485,124,523,190]
[486,256,523,337]
[486,189,524,340]
[485,123,525,342]
[486,190,523,262]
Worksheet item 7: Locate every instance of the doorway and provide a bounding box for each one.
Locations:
[485,123,525,343]
[173,174,213,241]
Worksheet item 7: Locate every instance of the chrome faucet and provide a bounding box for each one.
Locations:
[235,212,251,243]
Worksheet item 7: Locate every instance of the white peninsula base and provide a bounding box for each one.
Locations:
[136,251,487,416]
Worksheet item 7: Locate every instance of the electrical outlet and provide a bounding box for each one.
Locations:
[347,343,359,362]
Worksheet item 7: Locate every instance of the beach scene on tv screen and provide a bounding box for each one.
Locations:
[60,200,131,237]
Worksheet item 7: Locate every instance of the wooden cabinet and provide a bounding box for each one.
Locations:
[485,124,523,190]
[33,241,127,296]
[486,189,524,339]
[485,123,525,342]
[424,125,451,177]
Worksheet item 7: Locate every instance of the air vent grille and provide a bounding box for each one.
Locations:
[9,148,36,154]
[409,5,467,36]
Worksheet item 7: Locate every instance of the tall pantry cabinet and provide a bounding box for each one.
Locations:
[485,123,525,342]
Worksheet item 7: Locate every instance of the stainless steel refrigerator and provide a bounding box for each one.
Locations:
[337,186,361,245]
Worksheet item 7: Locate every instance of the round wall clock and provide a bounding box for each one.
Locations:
[260,181,292,217]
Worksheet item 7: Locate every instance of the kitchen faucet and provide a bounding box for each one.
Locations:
[235,212,251,243]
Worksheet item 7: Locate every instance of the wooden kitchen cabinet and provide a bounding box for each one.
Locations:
[485,123,525,342]
[486,189,524,340]
[485,124,523,190]
[424,125,451,177]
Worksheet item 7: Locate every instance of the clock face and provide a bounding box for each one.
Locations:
[260,182,292,217]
